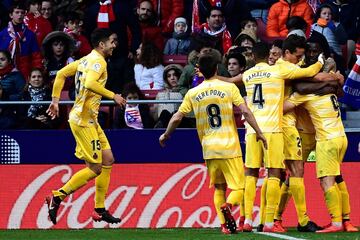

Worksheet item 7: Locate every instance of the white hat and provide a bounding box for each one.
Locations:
[287,29,306,38]
[174,17,188,33]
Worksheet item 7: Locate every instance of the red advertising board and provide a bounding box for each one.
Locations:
[1,163,359,229]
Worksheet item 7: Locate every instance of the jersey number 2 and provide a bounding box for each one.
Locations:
[253,84,265,109]
[207,104,222,129]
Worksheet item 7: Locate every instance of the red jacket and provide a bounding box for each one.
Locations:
[150,0,184,34]
[25,13,53,47]
[140,23,165,51]
[267,0,313,37]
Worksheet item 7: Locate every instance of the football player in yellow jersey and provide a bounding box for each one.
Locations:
[159,52,267,234]
[45,28,126,225]
[241,38,325,233]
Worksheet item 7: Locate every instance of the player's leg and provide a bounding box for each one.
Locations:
[274,174,291,229]
[46,123,101,224]
[243,133,262,232]
[315,138,343,233]
[257,174,267,232]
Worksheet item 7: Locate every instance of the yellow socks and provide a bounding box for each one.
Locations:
[245,176,257,221]
[259,177,268,225]
[214,189,226,224]
[274,181,292,221]
[325,185,342,223]
[227,189,244,207]
[95,166,112,209]
[289,177,309,226]
[337,181,350,220]
[53,167,98,200]
[265,177,280,224]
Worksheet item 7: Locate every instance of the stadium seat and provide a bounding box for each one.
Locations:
[141,90,161,100]
[163,55,188,66]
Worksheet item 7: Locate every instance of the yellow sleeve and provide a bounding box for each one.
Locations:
[231,84,245,107]
[288,92,313,106]
[178,92,193,114]
[280,62,322,80]
[52,61,79,98]
[83,60,115,99]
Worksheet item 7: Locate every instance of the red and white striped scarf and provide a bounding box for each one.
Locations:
[97,0,115,28]
[201,22,232,53]
[7,22,26,60]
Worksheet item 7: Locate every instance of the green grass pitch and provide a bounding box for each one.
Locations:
[1,228,360,240]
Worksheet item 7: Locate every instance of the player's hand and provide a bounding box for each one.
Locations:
[114,94,126,107]
[159,133,170,148]
[334,70,344,86]
[256,133,268,150]
[317,53,325,65]
[46,102,59,120]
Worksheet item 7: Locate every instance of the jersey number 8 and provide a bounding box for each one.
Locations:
[207,104,222,129]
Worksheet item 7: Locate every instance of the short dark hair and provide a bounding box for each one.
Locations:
[286,16,307,31]
[252,42,269,61]
[63,11,81,23]
[225,52,247,68]
[198,53,218,79]
[271,39,283,49]
[240,17,257,30]
[10,2,26,13]
[207,6,224,18]
[282,35,306,54]
[90,28,113,48]
[0,50,13,64]
[307,31,331,58]
[122,82,144,99]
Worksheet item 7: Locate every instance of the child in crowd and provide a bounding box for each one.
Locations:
[240,17,258,35]
[22,68,60,129]
[163,17,191,55]
[113,82,154,129]
[63,11,91,58]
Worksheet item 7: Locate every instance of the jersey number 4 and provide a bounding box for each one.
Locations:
[207,104,222,129]
[253,84,265,109]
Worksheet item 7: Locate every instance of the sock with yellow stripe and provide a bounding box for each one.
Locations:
[214,188,226,224]
[53,167,98,200]
[274,181,292,221]
[259,177,268,225]
[95,166,112,209]
[265,177,280,224]
[325,185,342,223]
[336,182,350,220]
[245,176,257,221]
[289,177,309,226]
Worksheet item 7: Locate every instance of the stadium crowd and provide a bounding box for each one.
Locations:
[0,0,359,131]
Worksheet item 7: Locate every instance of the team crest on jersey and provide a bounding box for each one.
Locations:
[297,149,302,156]
[93,153,98,159]
[93,63,101,73]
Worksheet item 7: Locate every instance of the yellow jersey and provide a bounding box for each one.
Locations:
[287,93,345,140]
[295,106,315,134]
[242,60,322,134]
[178,79,244,159]
[52,50,115,127]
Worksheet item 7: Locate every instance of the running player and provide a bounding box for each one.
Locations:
[46,28,126,225]
[159,52,267,234]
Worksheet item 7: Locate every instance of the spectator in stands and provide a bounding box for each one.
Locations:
[234,29,257,48]
[197,7,232,54]
[113,82,154,129]
[240,17,258,35]
[136,0,165,52]
[149,0,184,36]
[153,64,184,128]
[40,0,57,29]
[179,41,230,96]
[25,0,53,47]
[286,16,308,38]
[246,0,277,23]
[134,42,165,90]
[42,31,75,97]
[22,68,60,129]
[236,46,256,70]
[0,2,43,80]
[83,0,141,95]
[225,51,247,97]
[268,39,283,65]
[267,0,313,38]
[195,0,252,39]
[311,3,347,74]
[0,50,26,129]
[163,17,191,55]
[63,11,91,58]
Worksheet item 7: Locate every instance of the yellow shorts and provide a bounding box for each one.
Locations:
[70,122,111,164]
[245,133,285,169]
[299,132,316,161]
[205,156,245,190]
[316,136,347,178]
[283,126,302,161]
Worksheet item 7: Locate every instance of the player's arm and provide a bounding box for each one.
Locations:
[282,55,324,80]
[47,61,79,119]
[84,69,115,99]
[159,111,185,147]
[293,80,339,95]
[283,92,308,114]
[217,73,244,86]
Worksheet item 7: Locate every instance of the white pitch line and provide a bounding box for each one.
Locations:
[255,231,306,240]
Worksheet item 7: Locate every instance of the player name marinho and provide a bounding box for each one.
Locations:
[195,89,226,102]
[245,71,271,82]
